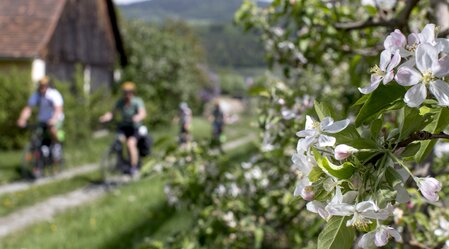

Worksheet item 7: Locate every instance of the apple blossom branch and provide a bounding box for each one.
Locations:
[397,131,449,148]
[334,0,420,31]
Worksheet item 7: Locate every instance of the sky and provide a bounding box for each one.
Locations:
[113,0,272,5]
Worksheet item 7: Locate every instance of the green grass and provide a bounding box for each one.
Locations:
[0,136,111,184]
[0,142,258,249]
[0,175,171,249]
[0,172,102,216]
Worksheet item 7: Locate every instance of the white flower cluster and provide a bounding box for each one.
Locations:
[293,112,443,248]
[359,24,449,108]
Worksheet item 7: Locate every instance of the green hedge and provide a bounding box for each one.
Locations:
[0,71,32,149]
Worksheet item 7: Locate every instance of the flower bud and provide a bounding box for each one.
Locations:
[416,177,442,202]
[301,186,315,201]
[334,144,358,160]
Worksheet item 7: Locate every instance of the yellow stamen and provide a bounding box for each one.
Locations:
[370,65,385,77]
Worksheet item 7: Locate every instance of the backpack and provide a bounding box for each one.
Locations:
[138,133,152,157]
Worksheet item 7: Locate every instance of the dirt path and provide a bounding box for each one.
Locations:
[0,185,106,238]
[0,135,257,239]
[0,164,99,196]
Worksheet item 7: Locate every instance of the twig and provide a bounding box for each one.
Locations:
[334,0,420,31]
[397,131,449,148]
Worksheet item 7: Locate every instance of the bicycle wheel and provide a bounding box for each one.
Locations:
[47,143,64,176]
[101,146,122,184]
[21,143,43,179]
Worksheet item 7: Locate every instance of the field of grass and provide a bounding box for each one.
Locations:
[0,171,102,216]
[0,115,256,185]
[0,136,112,184]
[0,142,258,249]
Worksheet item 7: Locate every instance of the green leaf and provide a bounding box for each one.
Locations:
[415,107,449,162]
[309,166,324,182]
[385,167,403,188]
[314,100,334,121]
[401,143,421,158]
[317,216,355,249]
[254,227,264,249]
[333,124,360,145]
[355,84,406,126]
[248,85,270,97]
[352,94,370,107]
[370,118,383,138]
[399,106,427,140]
[318,157,355,179]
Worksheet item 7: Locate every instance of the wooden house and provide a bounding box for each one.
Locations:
[0,0,127,91]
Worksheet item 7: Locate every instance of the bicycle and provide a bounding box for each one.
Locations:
[21,124,64,179]
[100,130,147,184]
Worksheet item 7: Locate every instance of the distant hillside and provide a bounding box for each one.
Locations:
[119,0,269,23]
[118,0,267,70]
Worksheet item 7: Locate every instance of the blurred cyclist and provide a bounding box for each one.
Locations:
[178,102,192,146]
[210,101,225,152]
[99,82,146,176]
[17,76,64,162]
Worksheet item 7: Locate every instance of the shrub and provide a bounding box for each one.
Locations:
[0,71,32,149]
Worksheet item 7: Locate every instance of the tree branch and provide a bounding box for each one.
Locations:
[397,131,449,148]
[334,0,420,31]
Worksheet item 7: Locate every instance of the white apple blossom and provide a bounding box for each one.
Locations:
[384,24,437,57]
[334,144,359,160]
[296,115,350,150]
[326,201,393,229]
[294,177,314,201]
[358,225,401,248]
[359,50,401,94]
[307,187,358,220]
[395,43,449,107]
[415,176,442,202]
[292,150,314,176]
[435,218,449,238]
[361,0,396,10]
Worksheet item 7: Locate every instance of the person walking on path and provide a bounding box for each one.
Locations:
[178,102,192,148]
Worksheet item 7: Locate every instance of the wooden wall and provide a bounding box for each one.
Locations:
[44,0,117,89]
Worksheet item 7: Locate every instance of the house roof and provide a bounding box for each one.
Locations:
[0,0,127,65]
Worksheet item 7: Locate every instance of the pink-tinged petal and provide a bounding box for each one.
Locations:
[429,80,449,106]
[297,136,316,151]
[358,232,375,249]
[296,129,317,137]
[355,201,377,213]
[371,74,383,85]
[326,203,355,216]
[306,201,329,219]
[379,50,391,71]
[322,119,350,133]
[387,227,402,241]
[415,43,438,73]
[374,228,389,247]
[433,56,449,78]
[436,38,449,53]
[334,144,358,160]
[383,71,394,84]
[404,83,427,107]
[408,33,419,46]
[419,24,436,44]
[387,50,401,71]
[359,78,381,94]
[320,117,334,130]
[318,134,336,147]
[395,66,421,86]
[384,29,406,52]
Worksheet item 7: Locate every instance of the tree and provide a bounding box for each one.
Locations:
[121,20,209,125]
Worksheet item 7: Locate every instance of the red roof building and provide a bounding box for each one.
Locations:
[0,0,126,90]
